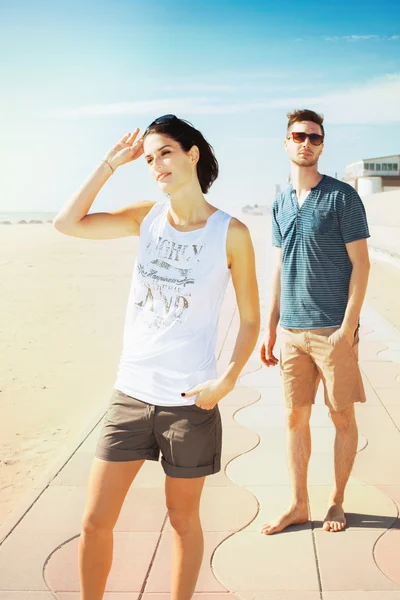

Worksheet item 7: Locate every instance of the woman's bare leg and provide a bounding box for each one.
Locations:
[165,476,205,600]
[79,457,144,600]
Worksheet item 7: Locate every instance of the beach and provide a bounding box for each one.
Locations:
[0,223,139,526]
[1,215,400,527]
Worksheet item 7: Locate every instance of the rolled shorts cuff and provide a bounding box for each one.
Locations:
[95,447,160,463]
[161,456,221,479]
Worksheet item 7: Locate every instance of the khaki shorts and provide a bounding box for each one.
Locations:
[95,389,222,478]
[280,327,366,412]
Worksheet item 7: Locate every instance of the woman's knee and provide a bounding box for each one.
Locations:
[81,511,113,537]
[168,507,199,536]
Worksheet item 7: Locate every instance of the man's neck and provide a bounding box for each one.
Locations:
[291,164,322,200]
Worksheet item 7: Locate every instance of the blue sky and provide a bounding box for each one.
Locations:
[1,0,400,213]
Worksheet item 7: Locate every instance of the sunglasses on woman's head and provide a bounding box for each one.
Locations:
[144,114,178,135]
[288,132,324,146]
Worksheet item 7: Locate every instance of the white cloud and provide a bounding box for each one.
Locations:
[47,74,400,125]
[323,34,398,42]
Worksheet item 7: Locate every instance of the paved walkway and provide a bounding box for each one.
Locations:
[1,219,400,599]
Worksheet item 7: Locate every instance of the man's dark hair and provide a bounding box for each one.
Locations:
[286,109,325,137]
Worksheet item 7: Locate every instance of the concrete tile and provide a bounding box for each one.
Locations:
[353,431,400,486]
[56,595,139,599]
[256,387,283,406]
[0,529,75,591]
[355,404,399,431]
[212,530,319,592]
[219,406,248,428]
[51,452,93,486]
[130,460,165,488]
[221,426,259,456]
[378,486,400,506]
[145,532,227,592]
[115,487,167,531]
[315,529,399,590]
[226,444,290,487]
[76,423,103,453]
[238,594,320,600]
[379,342,400,363]
[385,406,400,429]
[12,486,86,532]
[143,596,236,600]
[45,532,159,592]
[204,455,237,488]
[376,388,400,406]
[362,374,386,406]
[0,594,55,599]
[359,341,389,362]
[308,485,397,530]
[240,368,282,388]
[218,386,260,407]
[245,486,309,533]
[235,404,332,430]
[361,362,400,388]
[217,354,261,379]
[374,526,400,586]
[323,593,400,599]
[164,487,258,533]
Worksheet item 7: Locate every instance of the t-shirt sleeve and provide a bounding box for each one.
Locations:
[272,196,282,247]
[338,188,370,244]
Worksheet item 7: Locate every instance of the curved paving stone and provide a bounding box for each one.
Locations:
[212,530,319,593]
[308,485,397,530]
[359,341,390,362]
[218,386,261,407]
[164,486,258,533]
[240,368,282,388]
[45,533,159,593]
[222,426,259,456]
[314,528,400,591]
[375,525,400,587]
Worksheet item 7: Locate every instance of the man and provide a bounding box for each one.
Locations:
[260,109,370,534]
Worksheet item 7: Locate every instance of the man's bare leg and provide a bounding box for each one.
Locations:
[323,404,358,532]
[261,405,311,535]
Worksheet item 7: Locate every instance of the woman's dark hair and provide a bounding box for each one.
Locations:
[143,115,219,194]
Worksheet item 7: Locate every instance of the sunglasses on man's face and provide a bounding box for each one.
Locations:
[288,132,324,146]
[144,114,178,135]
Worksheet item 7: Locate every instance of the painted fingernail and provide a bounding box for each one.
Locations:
[181,393,186,397]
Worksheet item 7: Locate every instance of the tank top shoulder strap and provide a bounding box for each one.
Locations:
[205,209,232,268]
[139,200,168,235]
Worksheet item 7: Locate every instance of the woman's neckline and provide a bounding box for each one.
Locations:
[164,204,220,235]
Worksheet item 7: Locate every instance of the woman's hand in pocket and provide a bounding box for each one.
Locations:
[182,378,234,410]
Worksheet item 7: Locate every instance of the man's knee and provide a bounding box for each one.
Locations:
[286,405,312,430]
[330,404,357,432]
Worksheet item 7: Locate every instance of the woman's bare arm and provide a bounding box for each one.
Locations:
[53,130,155,239]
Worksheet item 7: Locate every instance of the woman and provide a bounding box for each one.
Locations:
[54,114,260,600]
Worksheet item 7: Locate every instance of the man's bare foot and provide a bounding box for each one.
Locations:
[261,505,309,535]
[323,502,346,532]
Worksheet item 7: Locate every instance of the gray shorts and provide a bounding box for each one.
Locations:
[95,389,222,478]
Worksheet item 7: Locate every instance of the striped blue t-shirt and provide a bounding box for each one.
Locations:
[272,175,370,329]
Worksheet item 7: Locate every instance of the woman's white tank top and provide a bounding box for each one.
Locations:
[114,200,232,406]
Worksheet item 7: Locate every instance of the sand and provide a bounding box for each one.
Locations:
[0,224,138,526]
[1,216,399,529]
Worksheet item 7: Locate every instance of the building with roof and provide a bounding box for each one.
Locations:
[343,154,400,195]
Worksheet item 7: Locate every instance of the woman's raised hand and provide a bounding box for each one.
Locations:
[103,128,144,171]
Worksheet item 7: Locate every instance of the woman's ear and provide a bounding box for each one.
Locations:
[190,145,200,166]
